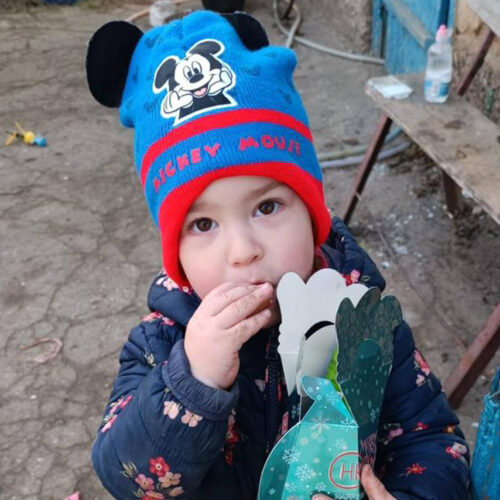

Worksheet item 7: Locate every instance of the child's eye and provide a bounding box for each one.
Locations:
[190,218,216,233]
[256,200,282,217]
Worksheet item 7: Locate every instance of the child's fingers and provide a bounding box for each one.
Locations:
[217,283,273,328]
[203,282,259,316]
[230,307,272,345]
[361,465,395,499]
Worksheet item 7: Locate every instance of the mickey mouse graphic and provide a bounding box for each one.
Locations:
[153,39,236,124]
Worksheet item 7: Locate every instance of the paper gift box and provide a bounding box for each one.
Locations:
[258,269,402,499]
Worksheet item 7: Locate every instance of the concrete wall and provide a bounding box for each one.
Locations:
[307,0,373,53]
[453,0,500,123]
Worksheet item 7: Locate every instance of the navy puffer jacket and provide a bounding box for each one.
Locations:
[92,218,470,499]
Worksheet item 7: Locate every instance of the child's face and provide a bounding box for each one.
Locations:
[179,176,315,323]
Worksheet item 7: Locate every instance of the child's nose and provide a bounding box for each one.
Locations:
[226,229,263,267]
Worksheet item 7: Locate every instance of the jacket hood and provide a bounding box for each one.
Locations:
[147,217,386,325]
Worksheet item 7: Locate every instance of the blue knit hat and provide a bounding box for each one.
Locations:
[86,11,330,286]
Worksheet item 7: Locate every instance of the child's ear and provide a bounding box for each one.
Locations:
[86,21,143,108]
[222,12,269,50]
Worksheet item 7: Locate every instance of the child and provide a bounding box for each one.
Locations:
[86,10,470,499]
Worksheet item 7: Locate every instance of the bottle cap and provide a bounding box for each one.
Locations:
[436,24,448,42]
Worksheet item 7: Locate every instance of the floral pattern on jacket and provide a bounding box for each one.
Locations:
[91,217,470,500]
[121,459,184,498]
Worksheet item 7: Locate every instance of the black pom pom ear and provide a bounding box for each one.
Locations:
[202,0,245,13]
[222,12,269,51]
[86,21,143,108]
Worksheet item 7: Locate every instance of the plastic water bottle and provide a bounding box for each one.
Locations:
[424,25,453,103]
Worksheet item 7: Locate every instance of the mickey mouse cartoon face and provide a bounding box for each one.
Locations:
[153,39,236,124]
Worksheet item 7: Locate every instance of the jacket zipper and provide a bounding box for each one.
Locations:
[265,326,280,454]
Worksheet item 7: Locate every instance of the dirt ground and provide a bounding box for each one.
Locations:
[1,1,499,499]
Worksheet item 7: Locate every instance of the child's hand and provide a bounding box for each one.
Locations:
[311,465,395,500]
[359,465,396,499]
[185,281,274,390]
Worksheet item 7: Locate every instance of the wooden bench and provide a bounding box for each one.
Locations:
[342,72,500,408]
[344,73,500,225]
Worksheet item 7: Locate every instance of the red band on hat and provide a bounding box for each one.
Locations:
[140,109,313,187]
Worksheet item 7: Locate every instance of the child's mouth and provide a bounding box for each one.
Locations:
[251,282,276,314]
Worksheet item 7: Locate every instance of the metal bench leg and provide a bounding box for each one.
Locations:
[444,303,500,409]
[457,28,496,97]
[342,114,393,224]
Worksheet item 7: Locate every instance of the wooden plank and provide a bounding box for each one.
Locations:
[373,0,453,74]
[372,0,384,57]
[383,0,433,48]
[385,10,429,74]
[365,73,500,225]
[467,0,500,37]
